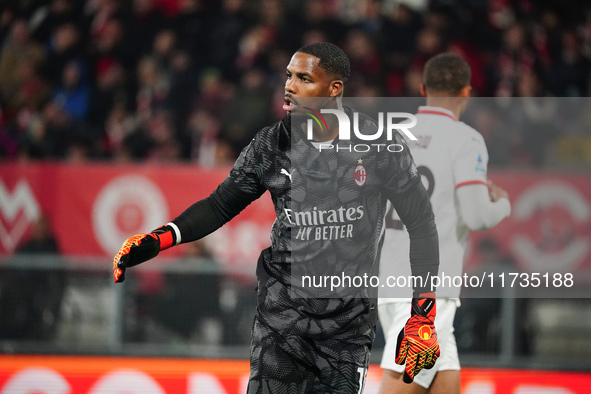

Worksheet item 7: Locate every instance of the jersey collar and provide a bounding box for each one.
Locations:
[417,106,458,122]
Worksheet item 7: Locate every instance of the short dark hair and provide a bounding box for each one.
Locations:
[297,42,351,83]
[423,53,471,95]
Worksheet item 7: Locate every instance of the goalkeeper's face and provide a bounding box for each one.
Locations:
[283,52,343,115]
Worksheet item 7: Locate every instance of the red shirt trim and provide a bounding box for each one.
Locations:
[417,109,458,121]
[455,180,488,189]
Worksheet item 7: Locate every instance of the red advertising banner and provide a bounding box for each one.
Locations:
[0,163,276,271]
[1,164,590,276]
[465,171,591,278]
[0,356,590,394]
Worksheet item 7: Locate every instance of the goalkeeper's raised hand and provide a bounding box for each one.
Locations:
[395,293,440,384]
[112,225,177,283]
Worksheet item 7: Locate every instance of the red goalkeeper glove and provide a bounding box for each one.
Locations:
[395,293,440,384]
[112,225,177,283]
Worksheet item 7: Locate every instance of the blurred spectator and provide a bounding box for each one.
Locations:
[413,26,445,69]
[486,0,516,31]
[209,0,251,81]
[0,215,65,341]
[532,10,562,68]
[151,29,177,70]
[299,0,346,45]
[513,83,559,167]
[17,216,59,253]
[344,29,383,94]
[120,0,166,71]
[464,102,513,168]
[34,100,80,159]
[51,60,90,121]
[0,19,45,109]
[448,40,488,96]
[5,57,52,116]
[0,6,17,44]
[85,0,123,39]
[66,139,91,163]
[350,0,387,37]
[194,68,231,119]
[580,7,591,59]
[145,110,182,162]
[185,108,220,166]
[235,24,276,71]
[0,0,589,167]
[545,29,590,96]
[300,28,329,47]
[170,0,212,70]
[383,3,422,63]
[492,23,538,97]
[258,0,301,54]
[29,0,78,44]
[221,67,272,155]
[402,66,423,96]
[87,17,126,76]
[87,58,129,138]
[134,55,170,124]
[168,49,199,153]
[42,22,82,83]
[267,47,293,119]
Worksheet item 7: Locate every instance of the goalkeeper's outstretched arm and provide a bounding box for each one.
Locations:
[113,177,263,283]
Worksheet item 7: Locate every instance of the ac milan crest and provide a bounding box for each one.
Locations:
[354,160,367,187]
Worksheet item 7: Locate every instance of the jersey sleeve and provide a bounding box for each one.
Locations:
[456,185,511,230]
[226,136,268,197]
[390,180,439,295]
[453,130,489,189]
[380,132,438,295]
[378,131,421,200]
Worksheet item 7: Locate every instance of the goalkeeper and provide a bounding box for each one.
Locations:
[113,42,440,393]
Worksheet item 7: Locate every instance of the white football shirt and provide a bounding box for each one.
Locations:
[379,106,491,300]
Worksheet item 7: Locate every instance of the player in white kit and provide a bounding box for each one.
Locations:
[378,53,511,393]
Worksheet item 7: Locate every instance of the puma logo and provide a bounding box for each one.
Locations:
[280,168,294,182]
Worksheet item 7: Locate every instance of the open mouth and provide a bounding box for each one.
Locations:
[283,96,298,111]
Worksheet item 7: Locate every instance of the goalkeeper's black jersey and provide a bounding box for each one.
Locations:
[224,107,420,336]
[172,106,435,338]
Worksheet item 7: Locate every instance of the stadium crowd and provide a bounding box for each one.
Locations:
[0,0,590,167]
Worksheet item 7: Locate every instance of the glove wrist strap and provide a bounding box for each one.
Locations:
[411,292,436,318]
[152,225,177,251]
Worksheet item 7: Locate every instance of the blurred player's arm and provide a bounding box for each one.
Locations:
[380,132,439,295]
[456,180,510,231]
[453,133,510,231]
[113,139,266,282]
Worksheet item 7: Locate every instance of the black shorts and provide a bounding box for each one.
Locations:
[247,312,374,394]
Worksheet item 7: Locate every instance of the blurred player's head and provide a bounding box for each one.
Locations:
[422,52,471,97]
[283,42,350,113]
[421,52,471,117]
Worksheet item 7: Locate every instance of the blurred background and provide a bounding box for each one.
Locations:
[0,0,590,392]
